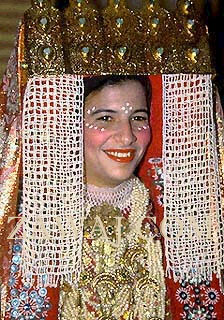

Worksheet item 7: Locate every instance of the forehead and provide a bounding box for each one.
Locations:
[85,80,147,108]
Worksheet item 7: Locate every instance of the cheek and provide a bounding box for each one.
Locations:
[84,128,111,152]
[136,128,151,150]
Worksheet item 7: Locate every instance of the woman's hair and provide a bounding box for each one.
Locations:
[84,75,152,110]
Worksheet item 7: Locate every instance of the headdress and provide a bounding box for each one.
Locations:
[0,0,223,290]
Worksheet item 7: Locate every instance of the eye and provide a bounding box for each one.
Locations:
[131,115,148,121]
[96,115,113,122]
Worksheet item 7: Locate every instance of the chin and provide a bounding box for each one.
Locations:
[107,171,134,186]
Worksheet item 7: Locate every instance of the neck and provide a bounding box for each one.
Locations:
[86,177,136,211]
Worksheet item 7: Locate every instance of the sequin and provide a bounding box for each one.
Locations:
[20,291,28,300]
[18,204,23,213]
[38,288,47,297]
[24,303,31,311]
[118,46,127,58]
[13,243,22,253]
[152,17,159,27]
[11,298,20,308]
[208,304,214,311]
[40,16,48,24]
[36,296,44,305]
[11,264,19,273]
[8,276,16,287]
[10,288,19,297]
[12,254,21,265]
[208,292,216,300]
[29,290,38,299]
[6,303,11,312]
[43,302,52,310]
[187,19,194,28]
[23,281,31,290]
[11,309,19,318]
[42,274,48,284]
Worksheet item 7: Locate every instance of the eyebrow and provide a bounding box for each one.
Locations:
[132,109,148,114]
[91,109,117,115]
[89,108,148,115]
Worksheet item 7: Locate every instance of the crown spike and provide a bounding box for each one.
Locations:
[25,0,65,76]
[62,0,104,73]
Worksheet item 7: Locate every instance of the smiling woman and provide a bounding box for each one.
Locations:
[58,75,166,319]
[84,76,151,187]
[1,0,224,319]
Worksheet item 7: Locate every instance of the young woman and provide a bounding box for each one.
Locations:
[60,75,166,319]
[1,1,223,319]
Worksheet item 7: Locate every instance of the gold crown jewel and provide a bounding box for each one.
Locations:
[24,0,213,76]
[24,0,66,75]
[63,0,104,74]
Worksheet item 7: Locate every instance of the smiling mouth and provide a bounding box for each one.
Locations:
[104,149,136,163]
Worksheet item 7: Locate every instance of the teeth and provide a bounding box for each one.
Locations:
[106,151,132,157]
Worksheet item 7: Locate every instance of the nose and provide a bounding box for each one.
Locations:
[113,120,137,146]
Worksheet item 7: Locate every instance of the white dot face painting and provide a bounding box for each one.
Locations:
[84,79,151,188]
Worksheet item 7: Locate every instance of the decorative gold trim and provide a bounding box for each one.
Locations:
[24,0,65,76]
[24,0,213,76]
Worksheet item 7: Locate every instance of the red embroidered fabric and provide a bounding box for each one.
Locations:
[139,75,224,320]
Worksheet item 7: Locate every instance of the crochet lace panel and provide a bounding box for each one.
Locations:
[22,75,84,287]
[162,74,223,283]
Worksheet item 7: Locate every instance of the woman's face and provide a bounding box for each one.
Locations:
[84,80,151,187]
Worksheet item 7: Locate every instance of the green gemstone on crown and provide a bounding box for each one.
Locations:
[119,47,127,53]
[116,18,124,27]
[43,47,51,55]
[82,47,90,54]
[118,46,127,58]
[192,48,199,54]
[152,18,159,25]
[40,17,48,26]
[41,46,54,61]
[187,19,195,26]
[157,47,164,55]
[79,17,86,26]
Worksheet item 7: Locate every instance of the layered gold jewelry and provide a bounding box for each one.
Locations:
[60,178,166,319]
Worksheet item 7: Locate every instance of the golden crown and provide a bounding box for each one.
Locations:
[23,0,213,76]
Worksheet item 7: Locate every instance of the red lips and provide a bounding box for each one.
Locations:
[104,149,136,163]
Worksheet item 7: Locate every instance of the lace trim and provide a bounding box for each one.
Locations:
[85,177,135,214]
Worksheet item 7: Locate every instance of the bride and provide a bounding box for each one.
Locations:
[60,75,166,319]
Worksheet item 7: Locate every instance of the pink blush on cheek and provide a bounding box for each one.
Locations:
[84,127,112,147]
[135,128,151,146]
